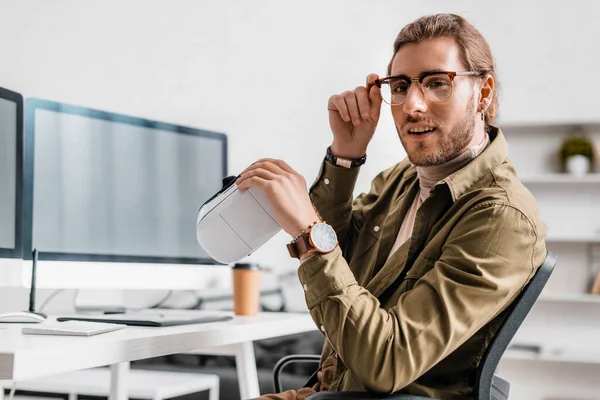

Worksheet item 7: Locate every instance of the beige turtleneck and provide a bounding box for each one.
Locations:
[385,133,491,262]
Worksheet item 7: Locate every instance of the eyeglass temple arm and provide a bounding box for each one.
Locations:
[455,71,483,77]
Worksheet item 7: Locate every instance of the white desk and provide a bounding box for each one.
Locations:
[0,312,317,400]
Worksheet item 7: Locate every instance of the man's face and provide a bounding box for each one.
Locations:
[389,37,479,166]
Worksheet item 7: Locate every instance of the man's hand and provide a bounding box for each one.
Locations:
[236,159,320,239]
[328,73,382,158]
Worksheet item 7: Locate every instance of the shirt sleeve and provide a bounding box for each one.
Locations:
[309,160,394,254]
[297,202,546,394]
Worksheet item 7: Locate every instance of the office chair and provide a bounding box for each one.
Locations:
[273,251,557,400]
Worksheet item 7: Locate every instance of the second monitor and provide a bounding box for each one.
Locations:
[0,86,24,277]
[23,99,230,290]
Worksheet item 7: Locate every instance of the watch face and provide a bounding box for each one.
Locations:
[310,223,338,252]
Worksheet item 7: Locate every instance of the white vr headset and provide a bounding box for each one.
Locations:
[196,175,282,264]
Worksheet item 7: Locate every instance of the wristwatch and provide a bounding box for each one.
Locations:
[287,222,338,259]
[325,147,367,169]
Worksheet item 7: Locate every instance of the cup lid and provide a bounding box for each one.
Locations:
[232,262,261,270]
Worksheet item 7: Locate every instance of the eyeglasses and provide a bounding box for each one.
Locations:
[375,71,481,106]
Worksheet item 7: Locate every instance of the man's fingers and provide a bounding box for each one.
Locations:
[240,159,275,177]
[355,86,371,120]
[367,74,379,86]
[357,74,382,120]
[250,158,295,174]
[330,75,380,125]
[239,163,255,177]
[238,159,296,186]
[366,73,380,86]
[236,175,270,192]
[328,95,351,123]
[268,159,295,174]
[365,73,380,96]
[237,168,279,191]
[343,91,362,126]
[369,84,383,108]
[239,163,279,181]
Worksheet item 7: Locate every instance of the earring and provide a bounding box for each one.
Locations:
[481,111,484,122]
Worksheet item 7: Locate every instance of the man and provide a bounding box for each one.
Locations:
[236,13,547,400]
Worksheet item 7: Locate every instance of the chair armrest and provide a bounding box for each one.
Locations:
[273,354,321,393]
[307,392,435,400]
[274,356,436,399]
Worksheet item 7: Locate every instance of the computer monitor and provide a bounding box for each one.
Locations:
[21,99,231,290]
[0,87,24,283]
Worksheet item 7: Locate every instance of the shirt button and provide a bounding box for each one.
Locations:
[320,325,326,332]
[324,178,330,185]
[303,284,308,291]
[373,225,380,232]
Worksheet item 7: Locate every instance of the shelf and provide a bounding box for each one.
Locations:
[546,235,600,243]
[538,293,600,303]
[498,120,600,129]
[520,173,600,184]
[503,348,600,364]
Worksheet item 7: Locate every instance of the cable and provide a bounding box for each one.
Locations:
[125,290,173,311]
[149,290,173,309]
[38,289,65,313]
[184,290,205,310]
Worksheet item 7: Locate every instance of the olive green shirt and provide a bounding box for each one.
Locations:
[298,127,547,399]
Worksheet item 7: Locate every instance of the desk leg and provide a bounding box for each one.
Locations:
[109,362,130,400]
[235,341,260,399]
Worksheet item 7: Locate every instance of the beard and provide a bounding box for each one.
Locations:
[398,95,477,167]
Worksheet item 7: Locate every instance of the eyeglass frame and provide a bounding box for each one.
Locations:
[374,70,483,106]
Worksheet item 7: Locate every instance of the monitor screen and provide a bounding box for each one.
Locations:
[0,87,23,258]
[24,99,227,264]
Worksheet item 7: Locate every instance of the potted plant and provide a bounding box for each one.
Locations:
[559,135,594,175]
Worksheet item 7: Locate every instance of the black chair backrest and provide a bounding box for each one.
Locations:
[475,251,556,399]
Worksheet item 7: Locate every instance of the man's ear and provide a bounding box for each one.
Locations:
[478,74,495,112]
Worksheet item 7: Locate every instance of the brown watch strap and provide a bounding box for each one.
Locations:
[287,234,314,259]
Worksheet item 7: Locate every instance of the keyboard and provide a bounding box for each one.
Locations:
[56,311,233,327]
[22,320,126,336]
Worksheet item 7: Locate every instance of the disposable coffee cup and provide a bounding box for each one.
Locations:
[232,263,262,316]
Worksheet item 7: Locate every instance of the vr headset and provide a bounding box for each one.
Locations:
[196,175,281,263]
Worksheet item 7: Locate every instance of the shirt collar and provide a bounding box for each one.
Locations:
[441,126,508,201]
[416,132,490,200]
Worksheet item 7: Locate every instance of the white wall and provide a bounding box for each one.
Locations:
[2,0,599,283]
[1,1,600,397]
